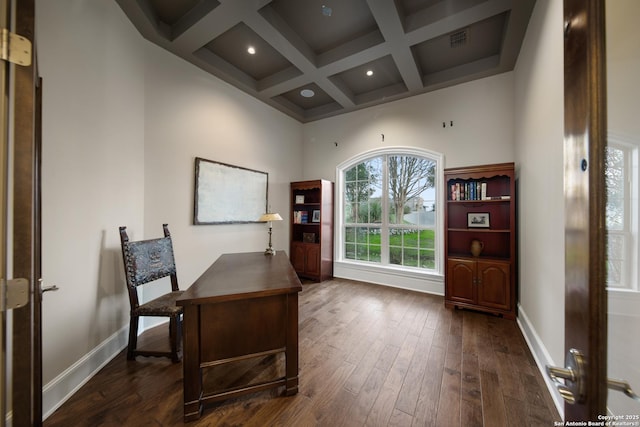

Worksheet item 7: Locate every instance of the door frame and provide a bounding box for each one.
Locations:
[3,0,40,425]
[563,0,607,420]
[0,0,9,423]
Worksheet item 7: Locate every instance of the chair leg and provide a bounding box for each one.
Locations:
[127,316,139,360]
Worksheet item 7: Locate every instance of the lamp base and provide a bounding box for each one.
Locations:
[264,225,276,255]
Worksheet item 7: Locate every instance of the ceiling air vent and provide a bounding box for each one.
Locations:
[450,29,467,48]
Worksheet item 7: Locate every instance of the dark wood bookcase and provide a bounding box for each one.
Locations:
[444,162,516,319]
[290,179,334,281]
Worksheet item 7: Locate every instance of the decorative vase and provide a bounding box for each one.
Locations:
[470,239,484,257]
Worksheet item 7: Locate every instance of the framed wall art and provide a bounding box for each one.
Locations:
[467,212,490,228]
[193,157,268,225]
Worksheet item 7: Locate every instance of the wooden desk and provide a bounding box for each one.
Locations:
[177,251,302,421]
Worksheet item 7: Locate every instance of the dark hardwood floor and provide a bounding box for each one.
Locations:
[44,279,561,426]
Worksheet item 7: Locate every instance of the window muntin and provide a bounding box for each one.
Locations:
[341,151,438,272]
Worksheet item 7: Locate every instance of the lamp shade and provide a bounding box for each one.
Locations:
[258,212,283,222]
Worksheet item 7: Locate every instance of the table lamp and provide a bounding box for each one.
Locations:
[258,212,283,255]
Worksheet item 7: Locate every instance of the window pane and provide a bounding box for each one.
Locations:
[605,146,625,230]
[345,243,356,260]
[607,198,625,230]
[357,202,370,224]
[387,156,436,225]
[369,227,381,246]
[420,229,435,250]
[420,250,435,269]
[607,259,623,287]
[345,158,382,225]
[345,227,355,243]
[608,233,626,260]
[345,166,356,181]
[389,228,402,246]
[370,244,381,262]
[356,244,369,260]
[389,246,402,265]
[403,229,418,249]
[404,248,419,267]
[607,233,626,287]
[356,227,368,243]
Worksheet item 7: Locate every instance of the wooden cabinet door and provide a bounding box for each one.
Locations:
[476,260,510,310]
[290,242,306,274]
[446,258,476,304]
[304,244,321,277]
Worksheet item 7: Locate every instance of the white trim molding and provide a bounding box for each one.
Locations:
[42,326,129,420]
[335,260,444,295]
[517,303,565,420]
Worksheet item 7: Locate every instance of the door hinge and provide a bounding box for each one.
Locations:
[0,28,32,66]
[3,278,29,310]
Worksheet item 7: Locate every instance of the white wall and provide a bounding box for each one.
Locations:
[302,72,516,292]
[513,0,565,415]
[302,72,515,179]
[143,43,301,289]
[36,0,302,418]
[37,0,146,405]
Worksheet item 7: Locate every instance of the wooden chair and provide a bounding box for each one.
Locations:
[119,224,183,362]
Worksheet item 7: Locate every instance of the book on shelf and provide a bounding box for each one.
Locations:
[449,181,491,201]
[293,210,310,223]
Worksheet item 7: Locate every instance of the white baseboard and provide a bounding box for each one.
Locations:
[42,326,129,420]
[517,304,565,420]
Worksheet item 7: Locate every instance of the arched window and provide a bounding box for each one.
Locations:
[336,147,443,276]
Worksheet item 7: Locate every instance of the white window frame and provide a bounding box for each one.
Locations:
[335,147,444,284]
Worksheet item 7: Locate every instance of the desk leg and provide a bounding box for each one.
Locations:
[182,305,202,421]
[285,293,299,396]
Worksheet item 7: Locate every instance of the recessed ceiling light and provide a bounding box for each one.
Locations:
[300,89,315,98]
[247,46,256,55]
[366,70,374,77]
[321,5,332,17]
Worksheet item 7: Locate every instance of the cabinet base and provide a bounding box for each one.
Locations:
[445,301,516,320]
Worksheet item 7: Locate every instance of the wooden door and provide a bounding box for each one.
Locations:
[446,258,475,304]
[304,244,320,278]
[290,242,305,274]
[1,0,42,425]
[557,0,607,420]
[476,260,510,311]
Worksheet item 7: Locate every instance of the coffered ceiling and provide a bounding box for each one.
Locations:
[116,0,536,123]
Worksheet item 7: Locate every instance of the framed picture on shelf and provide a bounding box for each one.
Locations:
[311,210,321,222]
[295,195,305,204]
[303,232,316,243]
[467,212,490,228]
